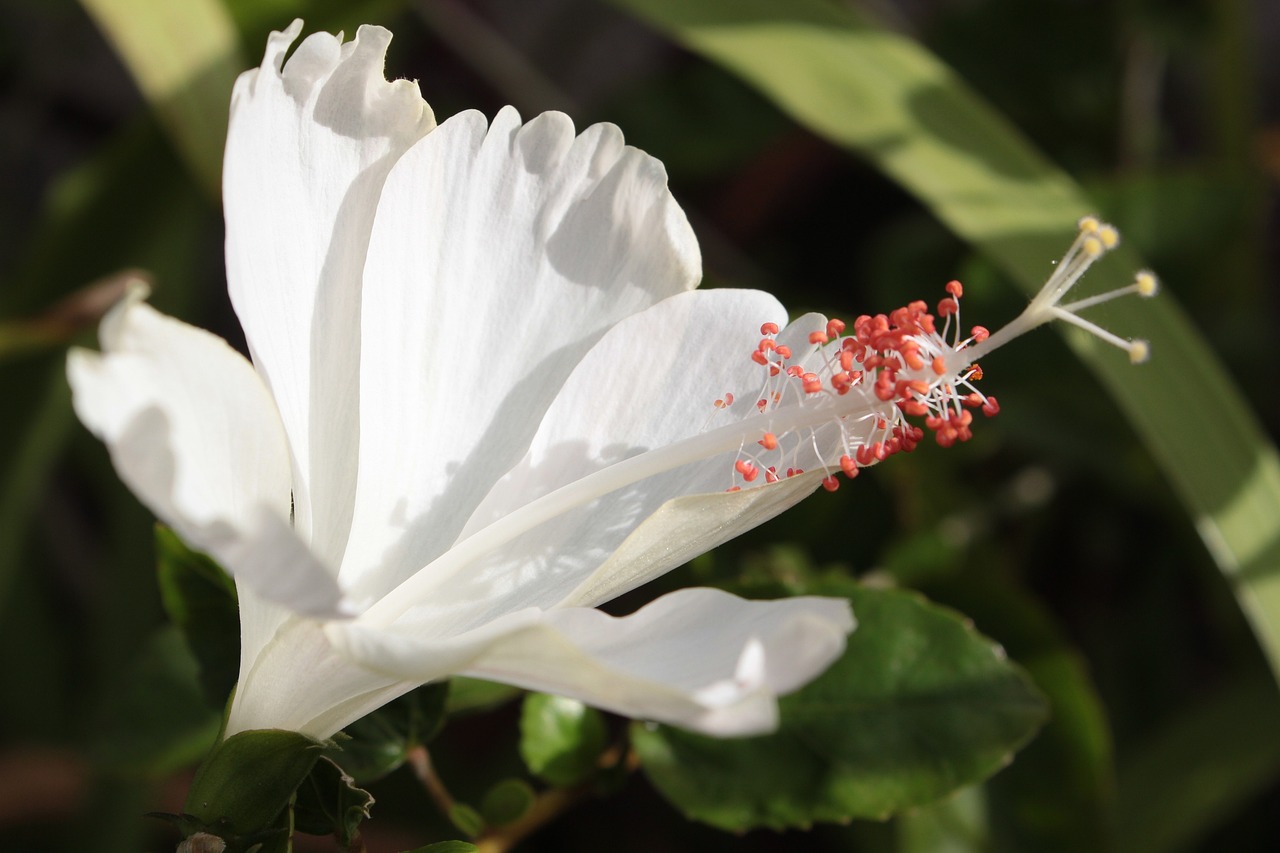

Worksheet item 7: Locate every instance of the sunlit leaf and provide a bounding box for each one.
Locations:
[632,581,1046,830]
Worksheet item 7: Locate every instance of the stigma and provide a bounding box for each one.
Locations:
[719,216,1156,492]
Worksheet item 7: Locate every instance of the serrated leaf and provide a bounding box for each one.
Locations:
[632,582,1047,830]
[155,526,240,708]
[293,755,374,845]
[519,694,608,788]
[184,729,324,840]
[480,778,536,828]
[331,681,449,783]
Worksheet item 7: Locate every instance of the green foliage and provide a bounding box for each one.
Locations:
[329,681,450,783]
[91,626,221,776]
[480,777,537,827]
[403,842,480,853]
[633,581,1047,830]
[182,729,324,845]
[155,526,241,708]
[293,756,375,845]
[519,693,609,788]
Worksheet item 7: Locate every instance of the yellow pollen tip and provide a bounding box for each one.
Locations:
[1082,236,1104,257]
[1098,226,1119,249]
[1135,271,1159,297]
[1128,340,1150,364]
[1078,215,1100,234]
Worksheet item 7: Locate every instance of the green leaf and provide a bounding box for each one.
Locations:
[184,729,324,841]
[293,756,375,845]
[445,676,521,716]
[480,778,537,828]
[331,681,450,783]
[155,526,240,708]
[403,842,480,853]
[1117,675,1280,853]
[91,626,221,776]
[448,802,486,838]
[606,0,1280,688]
[77,0,245,195]
[632,582,1047,830]
[519,693,608,787]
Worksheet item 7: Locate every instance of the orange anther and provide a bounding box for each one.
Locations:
[971,326,989,342]
[982,396,1000,417]
[726,486,741,492]
[751,351,768,365]
[840,455,858,478]
[809,331,829,345]
[822,475,840,492]
[931,356,947,376]
[945,279,964,298]
[735,460,759,482]
[827,319,846,338]
[937,297,958,317]
[759,432,778,450]
[760,322,780,335]
[758,338,777,352]
[802,373,822,394]
[765,468,780,484]
[775,345,792,359]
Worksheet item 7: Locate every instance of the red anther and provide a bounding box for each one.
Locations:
[967,363,984,381]
[713,392,735,409]
[872,442,888,461]
[827,319,846,338]
[876,418,888,430]
[787,467,805,477]
[901,400,928,417]
[802,373,823,394]
[908,380,929,396]
[937,297,958,317]
[726,486,741,493]
[765,468,780,484]
[959,410,973,427]
[822,475,840,492]
[931,356,947,376]
[724,392,734,406]
[751,350,768,366]
[855,445,874,466]
[962,393,982,408]
[735,460,759,482]
[758,338,777,352]
[756,399,768,411]
[775,345,792,359]
[839,351,855,371]
[946,279,964,298]
[971,326,989,342]
[760,322,780,335]
[809,331,830,345]
[840,455,859,478]
[905,350,925,371]
[982,396,1000,417]
[875,383,896,402]
[787,365,805,378]
[769,366,780,376]
[759,432,778,450]
[925,415,944,431]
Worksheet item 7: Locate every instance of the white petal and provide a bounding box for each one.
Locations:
[342,107,702,602]
[66,291,347,633]
[354,290,820,631]
[330,588,854,737]
[224,21,434,568]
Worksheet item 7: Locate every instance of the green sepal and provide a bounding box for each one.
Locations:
[632,580,1047,830]
[518,693,608,787]
[292,755,374,844]
[182,729,326,843]
[155,525,240,708]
